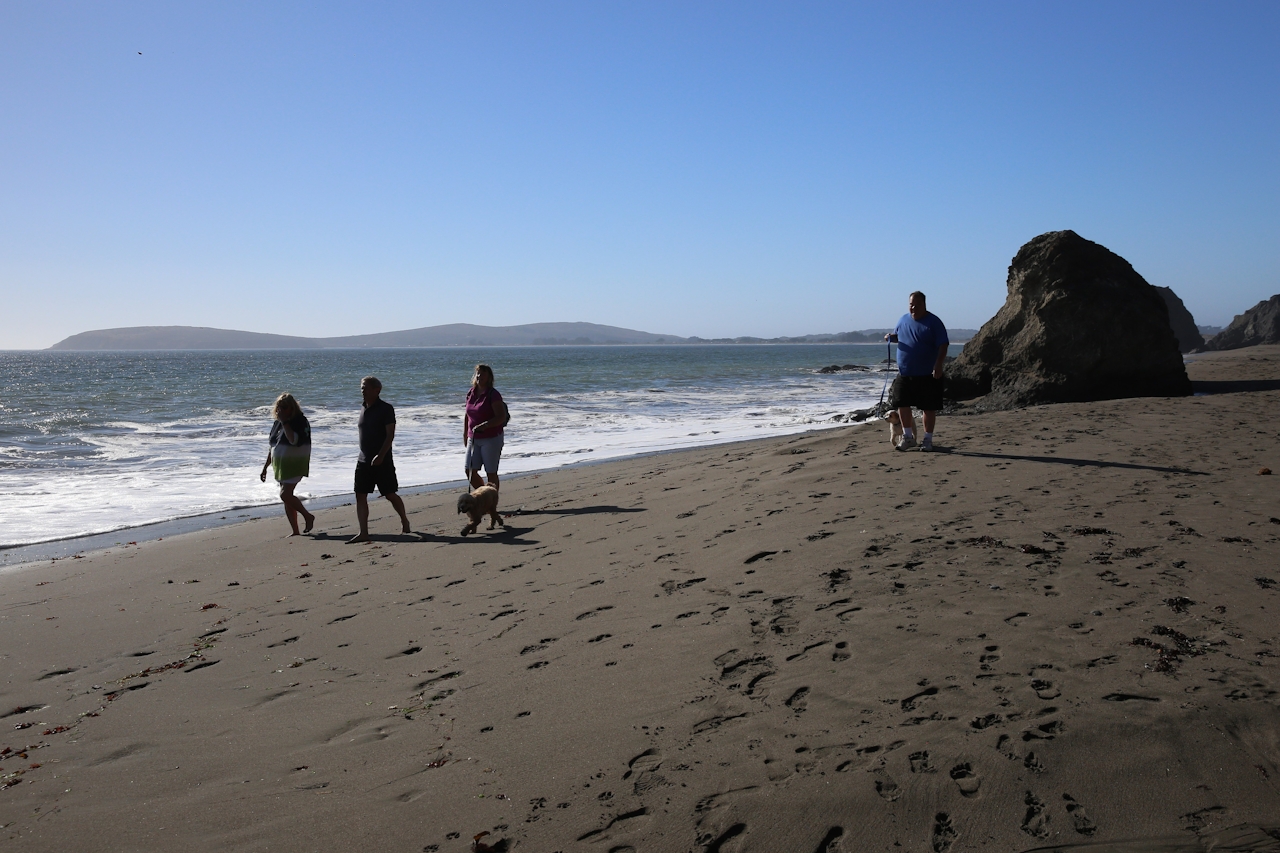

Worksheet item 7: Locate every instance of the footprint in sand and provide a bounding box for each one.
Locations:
[1030,678,1060,700]
[812,826,844,852]
[785,686,810,712]
[520,637,559,655]
[1063,793,1097,835]
[697,823,746,853]
[831,641,850,662]
[744,671,774,697]
[785,642,828,662]
[1021,791,1050,838]
[931,813,958,853]
[622,747,670,794]
[692,714,749,736]
[1022,720,1063,742]
[770,614,799,635]
[970,713,1002,730]
[870,767,901,801]
[949,763,981,797]
[1024,752,1045,773]
[900,686,938,712]
[576,807,651,843]
[623,748,663,781]
[909,750,936,773]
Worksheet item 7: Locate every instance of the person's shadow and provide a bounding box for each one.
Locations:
[418,525,539,545]
[311,530,539,545]
[509,505,646,517]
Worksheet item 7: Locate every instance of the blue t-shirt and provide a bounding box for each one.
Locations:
[894,312,949,376]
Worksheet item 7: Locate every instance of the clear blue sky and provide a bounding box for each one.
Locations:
[3,1,1277,349]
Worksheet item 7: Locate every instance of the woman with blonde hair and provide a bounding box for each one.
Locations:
[260,392,316,536]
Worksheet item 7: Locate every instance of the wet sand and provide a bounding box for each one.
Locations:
[2,347,1279,852]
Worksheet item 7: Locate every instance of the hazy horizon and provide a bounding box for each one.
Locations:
[3,2,1277,350]
[37,320,963,352]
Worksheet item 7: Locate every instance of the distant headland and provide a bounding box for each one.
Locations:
[48,322,978,351]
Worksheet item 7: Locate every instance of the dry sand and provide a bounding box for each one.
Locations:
[3,347,1279,853]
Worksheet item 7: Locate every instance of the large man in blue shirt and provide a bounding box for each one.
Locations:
[884,291,949,452]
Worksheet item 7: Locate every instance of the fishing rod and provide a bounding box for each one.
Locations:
[878,339,894,414]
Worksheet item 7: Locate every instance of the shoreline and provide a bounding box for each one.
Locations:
[0,419,876,570]
[1,343,907,554]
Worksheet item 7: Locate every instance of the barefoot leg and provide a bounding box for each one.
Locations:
[387,493,411,534]
[281,483,314,534]
[349,492,371,543]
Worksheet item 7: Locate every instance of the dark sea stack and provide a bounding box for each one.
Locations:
[1202,294,1280,351]
[1156,286,1204,353]
[946,230,1191,409]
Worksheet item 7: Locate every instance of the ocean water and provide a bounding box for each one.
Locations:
[0,345,920,549]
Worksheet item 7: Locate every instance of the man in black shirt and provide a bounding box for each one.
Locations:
[348,376,412,543]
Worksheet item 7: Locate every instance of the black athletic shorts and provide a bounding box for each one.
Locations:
[354,459,399,496]
[888,375,944,412]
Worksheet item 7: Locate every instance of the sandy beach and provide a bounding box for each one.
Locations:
[3,346,1279,852]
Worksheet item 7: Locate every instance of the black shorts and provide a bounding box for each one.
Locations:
[888,375,944,412]
[354,460,399,496]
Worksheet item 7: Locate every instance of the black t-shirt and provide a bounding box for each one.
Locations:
[269,412,311,447]
[358,399,395,463]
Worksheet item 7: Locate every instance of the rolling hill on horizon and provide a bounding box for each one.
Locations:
[48,323,976,350]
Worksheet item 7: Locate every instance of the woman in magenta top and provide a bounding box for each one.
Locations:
[464,363,509,492]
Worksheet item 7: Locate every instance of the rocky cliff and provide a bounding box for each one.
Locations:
[1156,286,1203,353]
[1202,294,1280,351]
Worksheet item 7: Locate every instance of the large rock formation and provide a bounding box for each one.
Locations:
[1202,295,1280,351]
[947,231,1190,409]
[1156,286,1203,353]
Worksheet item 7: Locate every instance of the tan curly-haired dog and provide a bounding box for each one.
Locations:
[886,410,904,446]
[457,485,503,535]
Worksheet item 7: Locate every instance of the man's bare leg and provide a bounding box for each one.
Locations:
[348,492,371,543]
[923,410,937,433]
[487,473,500,492]
[898,406,916,434]
[387,493,411,534]
[469,471,484,490]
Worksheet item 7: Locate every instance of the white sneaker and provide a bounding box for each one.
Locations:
[920,435,934,452]
[896,434,917,451]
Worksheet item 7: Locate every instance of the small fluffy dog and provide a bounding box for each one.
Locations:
[886,410,903,446]
[457,485,503,535]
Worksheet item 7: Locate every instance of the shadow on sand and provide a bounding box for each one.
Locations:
[1192,378,1280,394]
[946,450,1206,476]
[509,505,647,517]
[423,525,539,545]
[309,529,540,546]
